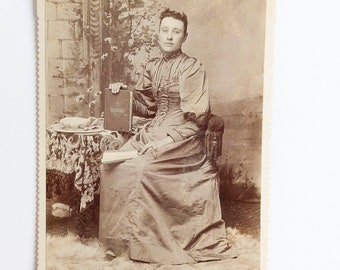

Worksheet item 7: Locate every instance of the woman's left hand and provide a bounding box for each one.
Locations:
[139,141,159,155]
[139,137,174,155]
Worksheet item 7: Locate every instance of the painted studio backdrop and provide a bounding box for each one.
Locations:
[45,0,265,209]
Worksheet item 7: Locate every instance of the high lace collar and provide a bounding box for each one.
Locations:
[162,50,182,61]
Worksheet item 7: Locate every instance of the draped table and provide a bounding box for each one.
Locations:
[46,120,129,236]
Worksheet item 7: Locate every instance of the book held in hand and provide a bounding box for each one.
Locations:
[104,89,133,132]
[102,150,138,164]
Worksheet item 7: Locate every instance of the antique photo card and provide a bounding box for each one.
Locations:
[37,0,275,269]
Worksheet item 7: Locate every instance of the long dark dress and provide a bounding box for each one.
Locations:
[99,51,230,265]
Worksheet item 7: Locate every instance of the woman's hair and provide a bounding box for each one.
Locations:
[159,8,188,34]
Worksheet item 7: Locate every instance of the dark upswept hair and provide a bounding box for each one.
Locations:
[159,8,188,34]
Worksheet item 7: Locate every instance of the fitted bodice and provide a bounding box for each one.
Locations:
[150,86,182,127]
[135,51,209,130]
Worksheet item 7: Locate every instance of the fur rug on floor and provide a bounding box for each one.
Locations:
[45,228,260,270]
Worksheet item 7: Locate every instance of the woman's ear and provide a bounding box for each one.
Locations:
[183,33,188,43]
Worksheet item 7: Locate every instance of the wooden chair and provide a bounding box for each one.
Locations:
[204,114,225,162]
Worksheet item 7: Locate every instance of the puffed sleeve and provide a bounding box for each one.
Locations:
[166,58,210,142]
[132,61,156,118]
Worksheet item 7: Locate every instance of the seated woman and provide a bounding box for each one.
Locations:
[99,8,230,265]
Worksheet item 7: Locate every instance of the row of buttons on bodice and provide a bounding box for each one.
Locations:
[149,87,180,127]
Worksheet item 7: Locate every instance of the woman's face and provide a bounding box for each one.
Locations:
[158,17,187,54]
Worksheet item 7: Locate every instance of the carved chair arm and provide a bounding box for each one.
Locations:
[204,114,225,161]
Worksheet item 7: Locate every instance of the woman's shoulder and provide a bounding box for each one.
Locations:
[181,53,200,63]
[144,56,162,71]
[179,53,204,72]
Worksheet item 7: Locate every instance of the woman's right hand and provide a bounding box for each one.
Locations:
[109,82,128,94]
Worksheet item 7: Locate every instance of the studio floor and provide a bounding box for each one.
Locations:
[46,198,261,270]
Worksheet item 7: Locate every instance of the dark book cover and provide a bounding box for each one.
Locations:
[104,89,133,132]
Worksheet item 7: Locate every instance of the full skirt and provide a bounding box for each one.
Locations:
[99,128,230,264]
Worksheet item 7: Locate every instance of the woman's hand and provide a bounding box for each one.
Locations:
[109,82,127,94]
[139,136,174,155]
